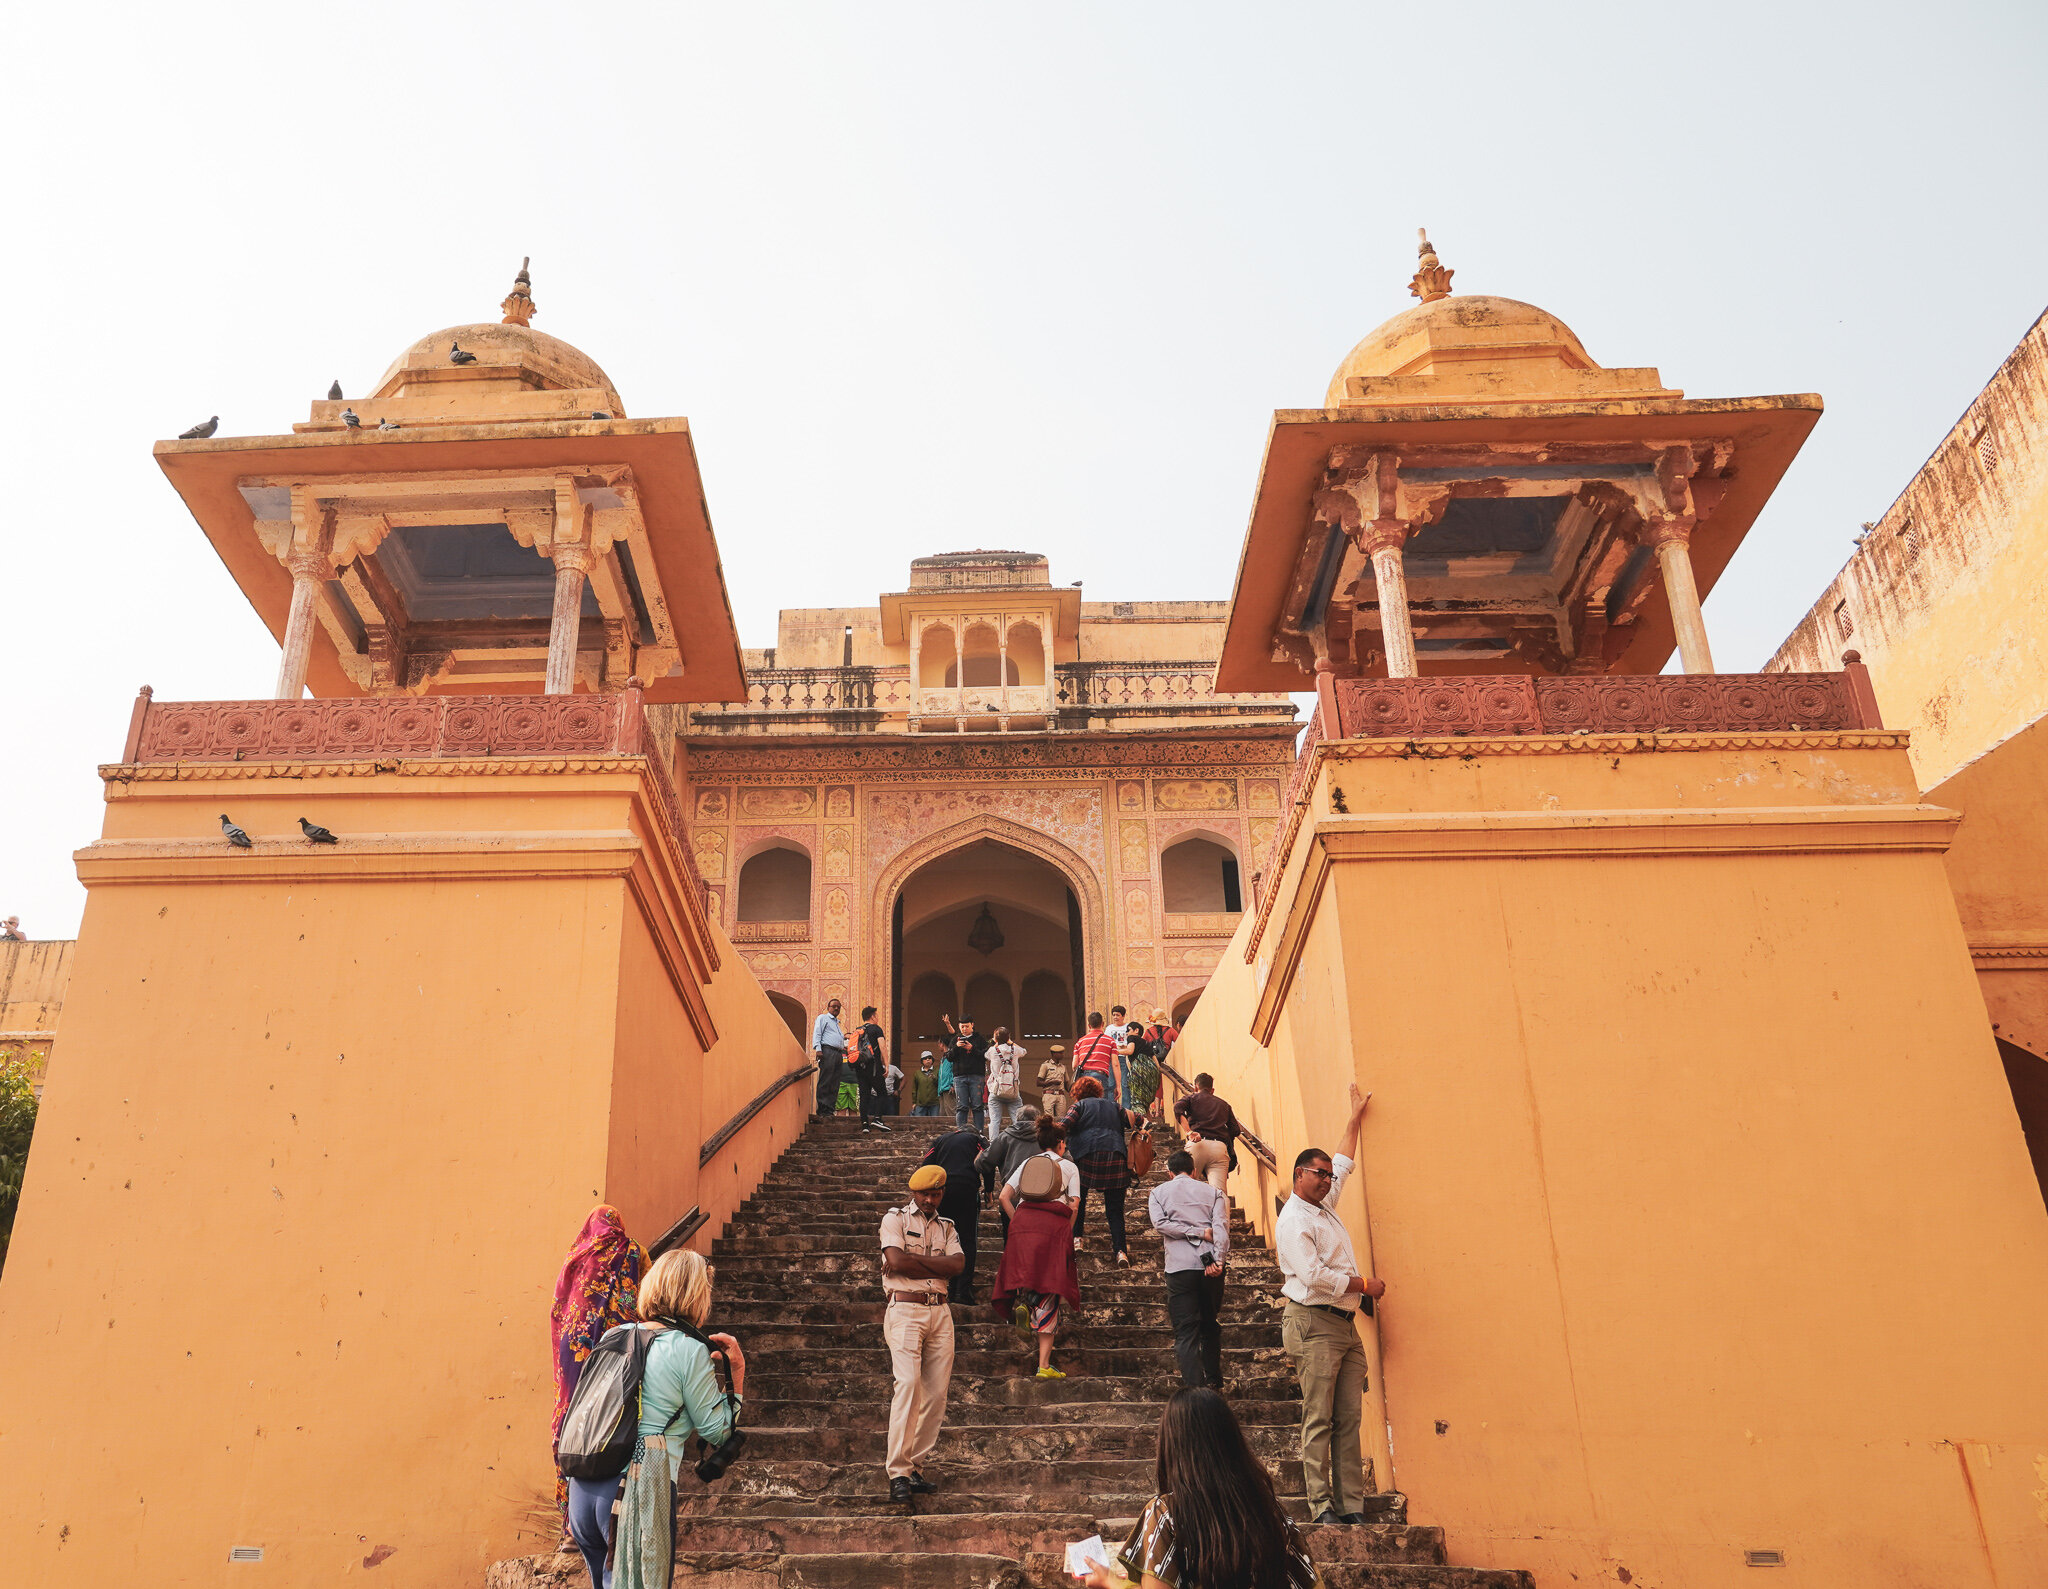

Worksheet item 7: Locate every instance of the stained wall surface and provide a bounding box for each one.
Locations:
[1174,734,2048,1587]
[1771,309,2048,790]
[0,763,806,1589]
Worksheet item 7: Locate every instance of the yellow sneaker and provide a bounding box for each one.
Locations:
[1036,1366,1066,1379]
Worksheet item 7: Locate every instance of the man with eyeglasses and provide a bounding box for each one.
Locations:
[1274,1082,1385,1526]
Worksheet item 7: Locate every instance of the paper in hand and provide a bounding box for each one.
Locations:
[1064,1534,1113,1577]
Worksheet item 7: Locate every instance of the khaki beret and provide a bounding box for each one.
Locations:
[908,1165,947,1192]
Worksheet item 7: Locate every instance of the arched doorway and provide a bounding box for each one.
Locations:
[890,837,1083,1064]
[766,991,809,1048]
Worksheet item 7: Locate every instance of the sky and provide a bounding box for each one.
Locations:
[2,1,2043,939]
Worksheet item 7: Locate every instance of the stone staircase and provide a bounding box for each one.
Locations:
[490,1118,1530,1588]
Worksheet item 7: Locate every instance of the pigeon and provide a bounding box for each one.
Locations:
[298,817,339,844]
[341,408,361,428]
[178,416,219,440]
[219,814,253,849]
[450,341,477,365]
[327,380,343,401]
[378,418,401,431]
[589,410,613,420]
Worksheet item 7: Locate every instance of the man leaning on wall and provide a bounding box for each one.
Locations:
[1274,1083,1385,1526]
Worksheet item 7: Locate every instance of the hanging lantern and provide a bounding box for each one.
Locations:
[966,901,1005,957]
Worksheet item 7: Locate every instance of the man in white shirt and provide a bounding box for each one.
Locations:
[1274,1082,1385,1526]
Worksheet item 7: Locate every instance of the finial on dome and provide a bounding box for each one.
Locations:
[501,258,536,328]
[1408,229,1453,304]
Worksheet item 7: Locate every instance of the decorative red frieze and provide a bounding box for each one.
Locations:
[1329,669,1882,740]
[130,693,640,762]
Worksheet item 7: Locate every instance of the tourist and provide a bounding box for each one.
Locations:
[1125,1018,1163,1120]
[1183,1125,1230,1197]
[920,1121,989,1304]
[1108,1004,1133,1107]
[568,1248,746,1589]
[880,1165,965,1503]
[1275,1083,1384,1526]
[1062,1074,1143,1266]
[1148,1150,1230,1391]
[978,1103,1042,1239]
[854,1005,891,1133]
[910,1051,941,1116]
[936,1049,955,1118]
[811,998,847,1117]
[993,1116,1082,1379]
[942,1012,991,1135]
[986,1024,1028,1134]
[1173,1073,1243,1179]
[1071,1013,1119,1098]
[550,1206,647,1540]
[884,1053,906,1116]
[1075,1387,1318,1589]
[1038,1045,1069,1118]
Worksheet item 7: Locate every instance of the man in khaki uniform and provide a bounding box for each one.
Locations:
[879,1164,965,1503]
[1038,1046,1068,1118]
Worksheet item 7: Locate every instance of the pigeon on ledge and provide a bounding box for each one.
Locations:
[450,341,477,365]
[327,380,343,400]
[378,418,400,431]
[590,411,612,420]
[341,408,361,428]
[299,818,340,844]
[178,417,219,439]
[219,814,254,849]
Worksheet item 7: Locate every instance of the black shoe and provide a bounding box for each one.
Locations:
[1310,1509,1343,1526]
[1340,1513,1368,1525]
[889,1477,913,1504]
[905,1472,938,1494]
[870,1119,891,1132]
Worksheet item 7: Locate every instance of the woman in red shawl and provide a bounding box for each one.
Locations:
[550,1205,647,1528]
[992,1117,1082,1378]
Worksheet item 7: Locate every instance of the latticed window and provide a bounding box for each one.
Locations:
[1834,601,1853,641]
[1976,427,1999,472]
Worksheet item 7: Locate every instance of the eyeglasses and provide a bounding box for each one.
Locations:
[1300,1167,1334,1181]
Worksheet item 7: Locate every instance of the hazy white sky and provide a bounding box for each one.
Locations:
[3,2,2043,938]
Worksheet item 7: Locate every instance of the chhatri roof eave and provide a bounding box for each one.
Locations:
[153,417,748,704]
[877,585,1084,645]
[1215,392,1825,695]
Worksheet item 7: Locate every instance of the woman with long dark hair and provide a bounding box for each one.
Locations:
[1078,1387,1322,1589]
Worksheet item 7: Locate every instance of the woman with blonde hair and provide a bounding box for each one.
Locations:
[566,1248,746,1589]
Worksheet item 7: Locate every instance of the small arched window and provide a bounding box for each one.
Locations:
[736,843,812,923]
[1161,835,1243,914]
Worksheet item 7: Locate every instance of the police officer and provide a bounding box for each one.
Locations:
[879,1164,964,1503]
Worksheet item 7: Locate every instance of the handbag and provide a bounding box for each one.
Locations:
[1126,1117,1155,1178]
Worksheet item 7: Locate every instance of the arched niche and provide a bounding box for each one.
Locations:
[1160,834,1244,914]
[907,971,959,1043]
[919,625,957,687]
[737,840,813,923]
[766,991,809,1047]
[1020,969,1071,1040]
[1171,989,1203,1028]
[960,622,1009,688]
[1006,621,1045,685]
[964,971,1016,1035]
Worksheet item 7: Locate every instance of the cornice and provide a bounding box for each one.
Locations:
[1319,730,1911,758]
[101,756,649,783]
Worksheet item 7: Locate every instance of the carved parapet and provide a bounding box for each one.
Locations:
[1323,671,1883,740]
[124,693,647,762]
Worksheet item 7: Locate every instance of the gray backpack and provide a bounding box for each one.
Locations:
[556,1325,682,1481]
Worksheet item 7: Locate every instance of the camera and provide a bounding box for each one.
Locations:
[691,1343,747,1485]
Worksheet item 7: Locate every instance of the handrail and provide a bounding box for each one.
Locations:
[647,1206,706,1259]
[1156,1057,1278,1173]
[699,1062,817,1168]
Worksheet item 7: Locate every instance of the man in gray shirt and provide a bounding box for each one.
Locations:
[1148,1149,1231,1390]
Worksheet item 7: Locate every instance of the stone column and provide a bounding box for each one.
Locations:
[1360,520,1418,679]
[274,551,331,700]
[545,544,595,696]
[1647,521,1714,675]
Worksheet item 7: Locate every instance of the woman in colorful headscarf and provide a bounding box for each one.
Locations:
[551,1205,648,1530]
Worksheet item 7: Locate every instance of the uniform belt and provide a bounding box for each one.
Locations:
[889,1291,949,1307]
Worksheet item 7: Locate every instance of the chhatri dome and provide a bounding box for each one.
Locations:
[1323,230,1679,409]
[311,260,629,428]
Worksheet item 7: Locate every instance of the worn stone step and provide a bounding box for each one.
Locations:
[742,1395,1301,1429]
[714,1421,1301,1468]
[741,1369,1301,1407]
[714,1299,1285,1332]
[725,1322,1283,1354]
[675,1509,1094,1559]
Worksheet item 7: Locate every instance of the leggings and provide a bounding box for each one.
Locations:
[1073,1179,1129,1256]
[566,1472,624,1588]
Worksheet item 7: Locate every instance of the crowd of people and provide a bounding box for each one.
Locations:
[542,998,1387,1587]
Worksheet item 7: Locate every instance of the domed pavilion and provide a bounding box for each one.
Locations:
[1217,231,1825,700]
[155,263,744,703]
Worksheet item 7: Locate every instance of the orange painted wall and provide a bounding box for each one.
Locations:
[0,763,806,1588]
[1176,734,2048,1587]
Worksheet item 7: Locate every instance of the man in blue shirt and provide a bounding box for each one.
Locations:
[1148,1149,1231,1389]
[811,999,846,1116]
